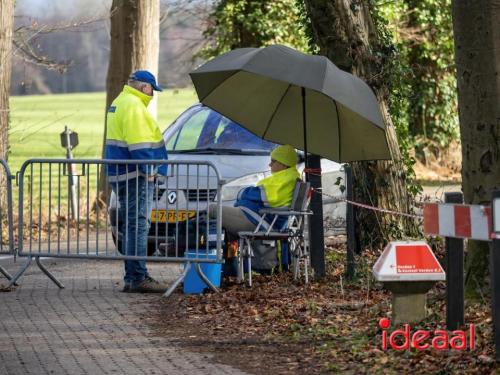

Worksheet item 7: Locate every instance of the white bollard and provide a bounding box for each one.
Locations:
[373,241,445,325]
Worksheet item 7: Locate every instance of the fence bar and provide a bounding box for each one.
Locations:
[195,262,218,293]
[0,159,14,282]
[7,257,33,287]
[10,159,223,292]
[445,192,465,330]
[164,262,191,297]
[0,266,13,282]
[36,256,64,289]
[0,160,14,253]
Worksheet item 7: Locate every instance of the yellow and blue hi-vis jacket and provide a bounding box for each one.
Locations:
[234,167,300,230]
[105,85,168,182]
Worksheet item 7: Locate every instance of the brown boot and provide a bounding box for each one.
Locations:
[128,276,168,293]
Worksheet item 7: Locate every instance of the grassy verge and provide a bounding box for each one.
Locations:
[5,89,198,217]
[8,89,198,173]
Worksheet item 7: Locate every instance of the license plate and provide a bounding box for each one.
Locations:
[151,210,196,223]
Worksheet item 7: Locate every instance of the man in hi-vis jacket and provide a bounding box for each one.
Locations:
[105,70,168,293]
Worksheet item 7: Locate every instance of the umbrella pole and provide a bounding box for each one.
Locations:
[302,87,326,279]
[302,87,309,170]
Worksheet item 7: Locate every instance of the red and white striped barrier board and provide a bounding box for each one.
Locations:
[373,241,445,282]
[423,203,493,241]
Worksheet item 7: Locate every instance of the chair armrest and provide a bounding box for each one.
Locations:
[259,208,313,216]
[287,210,313,216]
[259,207,290,215]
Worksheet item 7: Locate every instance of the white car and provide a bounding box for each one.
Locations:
[109,104,346,254]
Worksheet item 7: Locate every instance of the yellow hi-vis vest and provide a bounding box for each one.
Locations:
[257,167,300,207]
[105,85,168,182]
[235,167,300,228]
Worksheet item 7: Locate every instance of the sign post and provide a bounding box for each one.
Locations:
[307,154,325,279]
[345,164,355,279]
[444,192,465,330]
[491,190,500,360]
[60,126,79,220]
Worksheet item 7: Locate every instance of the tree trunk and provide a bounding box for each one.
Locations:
[0,0,15,212]
[98,0,160,205]
[452,0,500,298]
[105,0,160,112]
[405,0,427,138]
[304,0,418,248]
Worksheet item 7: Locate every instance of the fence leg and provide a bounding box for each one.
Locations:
[0,264,13,281]
[164,262,191,298]
[7,257,33,288]
[445,192,464,330]
[195,262,218,293]
[237,239,244,284]
[0,264,20,286]
[35,257,64,289]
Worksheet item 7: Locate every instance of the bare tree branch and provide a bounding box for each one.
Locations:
[11,10,116,72]
[12,39,71,72]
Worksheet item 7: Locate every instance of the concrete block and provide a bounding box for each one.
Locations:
[384,281,435,325]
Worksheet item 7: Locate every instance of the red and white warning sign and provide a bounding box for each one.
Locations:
[373,241,445,282]
[423,203,492,241]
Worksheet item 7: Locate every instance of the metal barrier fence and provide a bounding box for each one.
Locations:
[7,159,223,295]
[0,159,14,282]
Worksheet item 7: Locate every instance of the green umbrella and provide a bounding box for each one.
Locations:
[190,45,390,277]
[190,44,390,164]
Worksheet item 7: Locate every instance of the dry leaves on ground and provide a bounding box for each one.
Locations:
[147,244,497,374]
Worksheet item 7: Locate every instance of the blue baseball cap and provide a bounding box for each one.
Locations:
[129,70,162,91]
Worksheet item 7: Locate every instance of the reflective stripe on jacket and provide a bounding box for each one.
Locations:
[235,167,300,230]
[105,85,168,182]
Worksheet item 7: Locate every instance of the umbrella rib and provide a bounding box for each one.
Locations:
[262,83,292,139]
[334,100,341,161]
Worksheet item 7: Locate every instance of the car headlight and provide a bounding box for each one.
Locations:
[219,171,270,202]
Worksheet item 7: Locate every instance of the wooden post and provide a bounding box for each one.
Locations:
[445,192,464,331]
[490,190,500,360]
[345,164,355,279]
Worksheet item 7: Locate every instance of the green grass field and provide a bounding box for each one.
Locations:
[5,89,199,222]
[8,89,198,173]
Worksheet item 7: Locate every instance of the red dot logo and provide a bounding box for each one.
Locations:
[379,317,391,329]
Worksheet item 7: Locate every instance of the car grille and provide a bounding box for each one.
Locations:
[185,189,217,202]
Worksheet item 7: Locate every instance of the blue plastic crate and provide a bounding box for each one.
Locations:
[183,250,222,294]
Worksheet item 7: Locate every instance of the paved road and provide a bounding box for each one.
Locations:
[420,184,462,202]
[0,256,246,375]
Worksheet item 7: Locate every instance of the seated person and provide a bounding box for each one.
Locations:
[210,144,300,237]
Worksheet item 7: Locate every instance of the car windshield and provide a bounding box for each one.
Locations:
[164,106,276,154]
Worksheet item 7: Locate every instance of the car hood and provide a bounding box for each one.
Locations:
[166,153,271,182]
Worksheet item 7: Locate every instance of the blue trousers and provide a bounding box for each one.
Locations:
[112,177,154,286]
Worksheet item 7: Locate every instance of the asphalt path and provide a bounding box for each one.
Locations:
[0,256,247,375]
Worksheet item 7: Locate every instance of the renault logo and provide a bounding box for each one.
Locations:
[167,191,177,204]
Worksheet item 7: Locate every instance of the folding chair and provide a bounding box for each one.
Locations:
[237,180,312,286]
